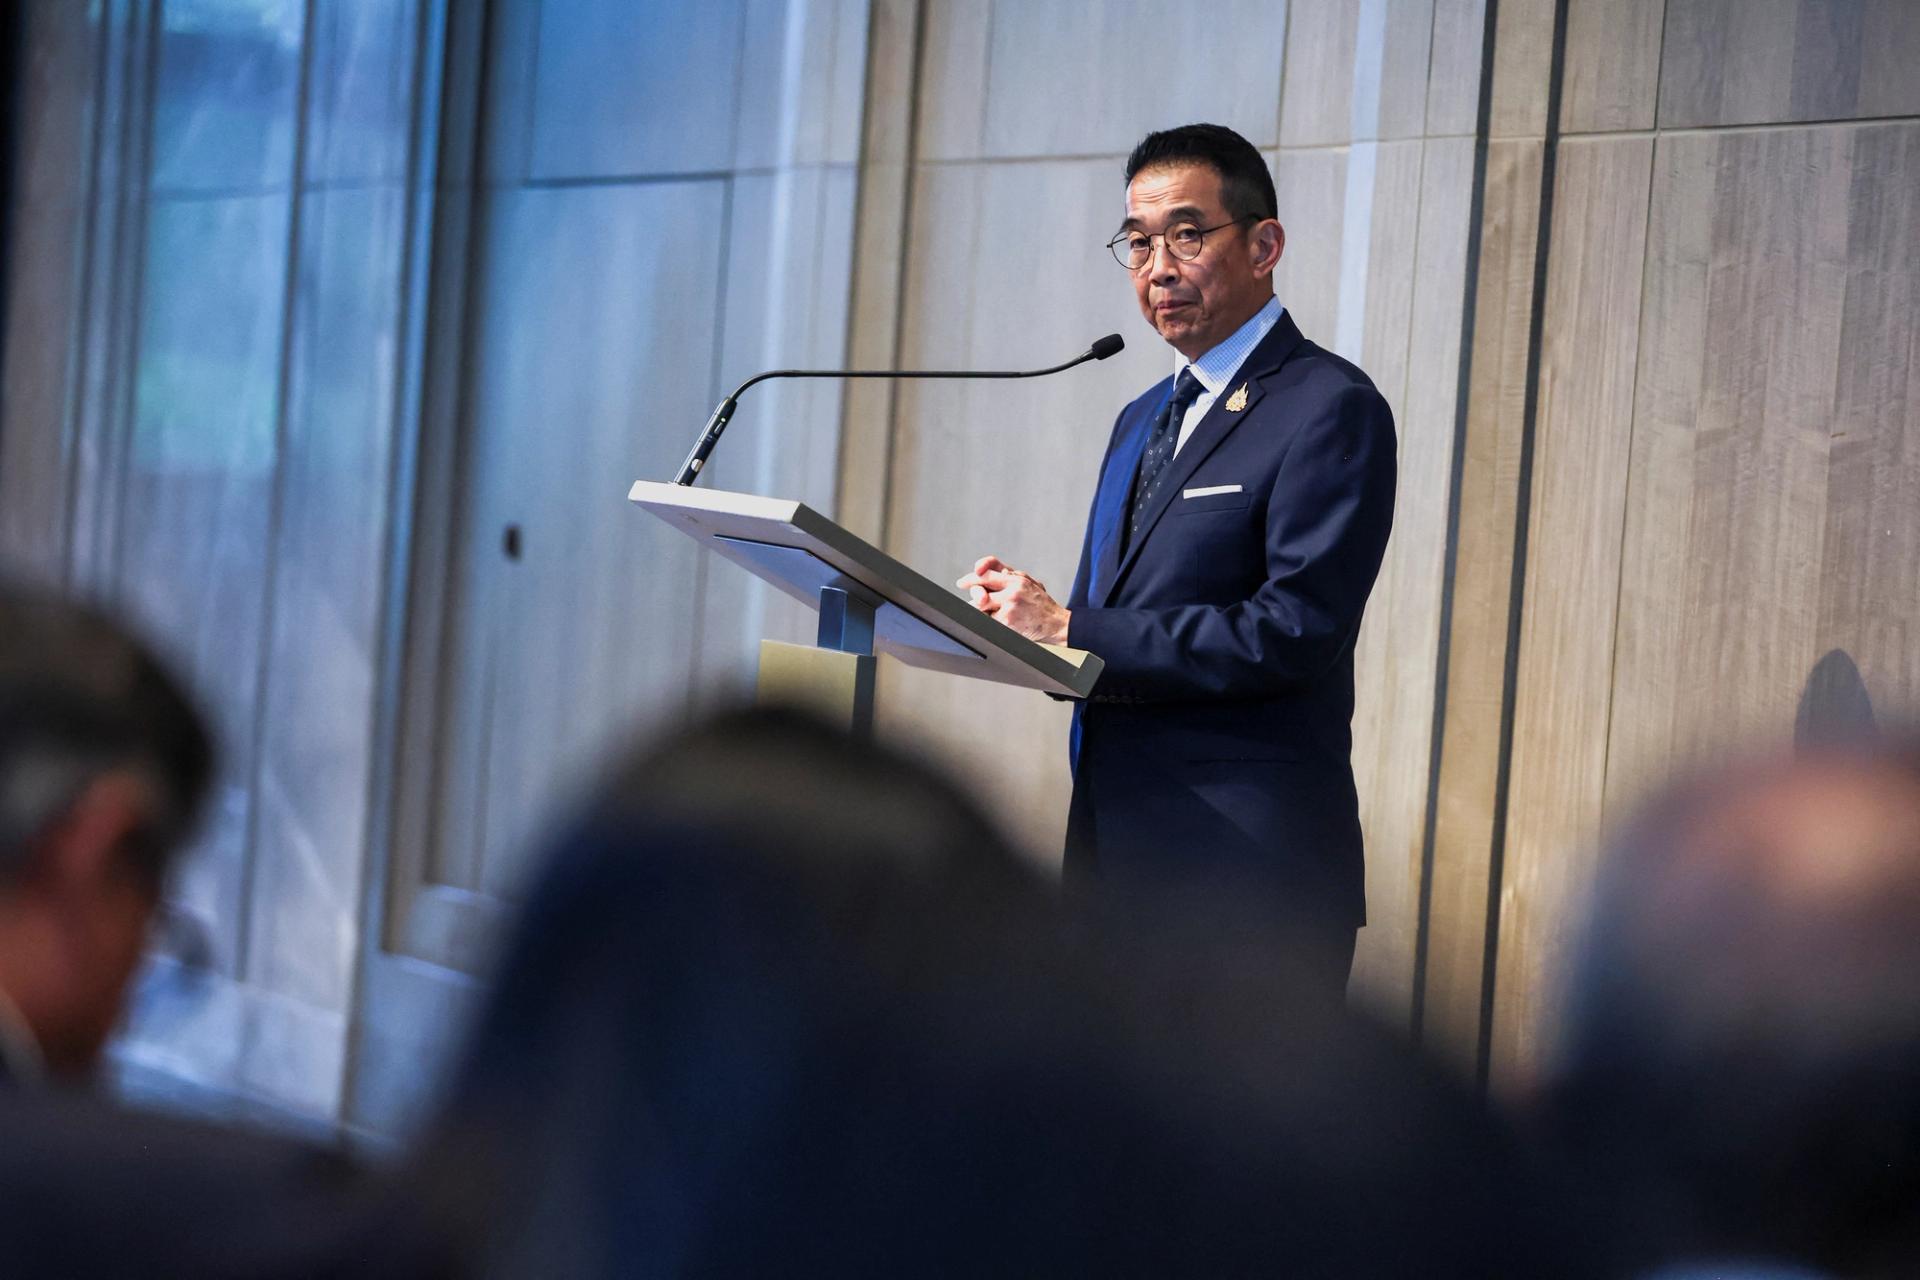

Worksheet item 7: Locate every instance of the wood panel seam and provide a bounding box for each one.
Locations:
[1411,0,1505,1048]
[871,0,929,549]
[1593,137,1661,825]
[1476,0,1571,1089]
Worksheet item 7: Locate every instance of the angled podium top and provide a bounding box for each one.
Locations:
[629,481,1103,700]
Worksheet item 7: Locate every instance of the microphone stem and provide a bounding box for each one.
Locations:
[671,346,1107,486]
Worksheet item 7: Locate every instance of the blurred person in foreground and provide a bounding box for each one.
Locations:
[415,707,1579,1277]
[0,584,451,1277]
[1541,738,1920,1279]
[0,584,212,1085]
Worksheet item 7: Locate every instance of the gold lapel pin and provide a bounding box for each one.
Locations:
[1225,382,1249,413]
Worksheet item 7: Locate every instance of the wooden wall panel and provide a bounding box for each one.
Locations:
[916,0,1286,162]
[1419,138,1543,1067]
[1561,0,1664,133]
[836,0,920,544]
[1272,148,1348,341]
[1349,136,1478,1013]
[911,0,993,163]
[979,0,1285,157]
[734,0,869,169]
[1605,122,1920,817]
[1818,123,1920,714]
[1426,0,1491,136]
[1659,0,1920,129]
[1490,137,1654,1088]
[1281,0,1438,146]
[1488,0,1556,138]
[1279,0,1362,146]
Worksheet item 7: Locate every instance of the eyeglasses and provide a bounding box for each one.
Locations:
[1106,216,1251,271]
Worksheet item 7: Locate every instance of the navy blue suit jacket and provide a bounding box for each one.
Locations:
[1064,311,1396,926]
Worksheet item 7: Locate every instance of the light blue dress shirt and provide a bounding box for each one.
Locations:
[1172,294,1285,455]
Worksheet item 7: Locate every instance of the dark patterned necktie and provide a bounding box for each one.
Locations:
[1126,368,1203,548]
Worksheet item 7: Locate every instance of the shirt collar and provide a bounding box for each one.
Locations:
[1175,295,1284,397]
[0,984,46,1085]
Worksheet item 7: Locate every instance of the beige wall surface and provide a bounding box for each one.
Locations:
[4,0,1918,1130]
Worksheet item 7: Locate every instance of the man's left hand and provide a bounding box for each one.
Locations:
[955,555,1071,646]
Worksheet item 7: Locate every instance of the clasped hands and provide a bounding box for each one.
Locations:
[955,555,1070,646]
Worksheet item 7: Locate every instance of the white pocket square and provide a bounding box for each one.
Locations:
[1182,484,1242,499]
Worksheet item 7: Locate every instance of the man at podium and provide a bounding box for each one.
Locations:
[959,124,1396,993]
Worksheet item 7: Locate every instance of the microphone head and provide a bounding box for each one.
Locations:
[1089,333,1125,361]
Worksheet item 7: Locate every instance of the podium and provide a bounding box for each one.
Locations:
[628,481,1104,733]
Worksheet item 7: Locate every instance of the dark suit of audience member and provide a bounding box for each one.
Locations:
[1541,739,1920,1279]
[415,708,1579,1278]
[0,1089,453,1278]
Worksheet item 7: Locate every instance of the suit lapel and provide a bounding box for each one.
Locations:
[1104,313,1306,598]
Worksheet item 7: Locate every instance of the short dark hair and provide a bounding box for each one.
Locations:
[0,584,213,888]
[1124,123,1277,222]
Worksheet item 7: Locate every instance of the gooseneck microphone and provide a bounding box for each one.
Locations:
[671,333,1127,486]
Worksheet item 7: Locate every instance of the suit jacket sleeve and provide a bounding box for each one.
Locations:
[1066,383,1396,702]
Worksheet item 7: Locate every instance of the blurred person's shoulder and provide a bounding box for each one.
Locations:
[0,1089,456,1278]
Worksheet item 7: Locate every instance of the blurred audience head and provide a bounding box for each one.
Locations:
[1544,736,1920,1278]
[0,584,212,1082]
[420,705,1574,1277]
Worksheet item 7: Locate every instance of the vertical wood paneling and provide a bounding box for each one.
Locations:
[918,0,1287,161]
[1488,0,1556,138]
[1426,0,1491,136]
[1604,122,1920,819]
[1490,136,1654,1088]
[1561,0,1664,133]
[735,0,870,169]
[837,0,922,545]
[1820,123,1920,713]
[912,0,993,162]
[1271,149,1348,341]
[1283,0,1438,146]
[979,0,1286,157]
[1420,139,1543,1068]
[1349,135,1477,1013]
[1280,0,1362,146]
[1659,0,1920,129]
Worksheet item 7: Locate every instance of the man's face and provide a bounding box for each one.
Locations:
[15,772,167,1077]
[1120,163,1282,361]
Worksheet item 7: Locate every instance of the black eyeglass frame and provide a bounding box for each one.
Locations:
[1106,214,1256,271]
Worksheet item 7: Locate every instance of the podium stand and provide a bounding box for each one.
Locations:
[628,481,1103,733]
